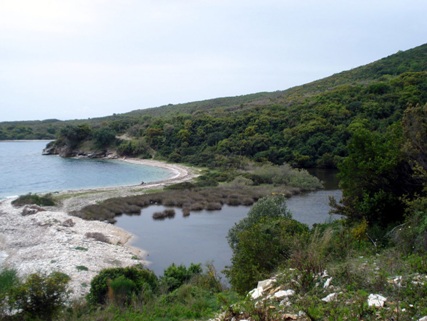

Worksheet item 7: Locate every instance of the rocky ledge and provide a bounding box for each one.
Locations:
[0,199,146,300]
[42,142,117,159]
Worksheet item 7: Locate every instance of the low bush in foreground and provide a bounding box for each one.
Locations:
[1,270,70,321]
[87,266,158,306]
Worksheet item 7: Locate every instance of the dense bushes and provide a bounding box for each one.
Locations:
[333,104,426,229]
[87,266,158,305]
[226,216,309,294]
[11,193,55,207]
[161,263,202,292]
[225,195,309,294]
[0,269,19,318]
[227,195,292,250]
[0,271,70,321]
[66,263,227,320]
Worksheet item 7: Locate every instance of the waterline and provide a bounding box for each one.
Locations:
[0,141,174,199]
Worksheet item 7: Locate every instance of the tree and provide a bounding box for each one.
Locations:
[402,103,427,175]
[10,272,70,321]
[227,195,292,250]
[225,217,308,294]
[93,127,116,148]
[334,120,420,227]
[392,104,427,253]
[58,124,92,148]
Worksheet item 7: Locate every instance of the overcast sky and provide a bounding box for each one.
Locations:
[0,0,426,121]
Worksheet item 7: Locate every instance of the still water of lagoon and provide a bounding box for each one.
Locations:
[0,141,173,199]
[115,180,342,277]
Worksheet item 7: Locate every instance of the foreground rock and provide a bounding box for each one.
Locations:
[0,199,146,299]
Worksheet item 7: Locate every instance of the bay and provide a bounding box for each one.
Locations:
[0,141,172,199]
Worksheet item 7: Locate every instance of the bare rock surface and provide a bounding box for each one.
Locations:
[0,199,144,299]
[0,159,198,300]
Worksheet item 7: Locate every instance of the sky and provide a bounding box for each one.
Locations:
[0,1,426,121]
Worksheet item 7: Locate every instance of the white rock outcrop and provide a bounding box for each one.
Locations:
[367,294,387,307]
[0,199,147,299]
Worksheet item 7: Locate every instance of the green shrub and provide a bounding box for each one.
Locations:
[10,271,70,321]
[76,265,89,272]
[225,217,308,294]
[109,275,137,306]
[87,266,158,306]
[247,163,322,190]
[0,269,20,317]
[0,269,19,296]
[391,195,427,254]
[227,195,292,250]
[191,263,224,293]
[161,263,202,292]
[12,193,56,207]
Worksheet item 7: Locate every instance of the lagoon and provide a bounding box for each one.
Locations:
[115,179,342,276]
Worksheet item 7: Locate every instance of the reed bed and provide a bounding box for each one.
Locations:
[71,184,304,222]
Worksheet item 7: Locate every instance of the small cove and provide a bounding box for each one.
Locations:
[0,141,173,199]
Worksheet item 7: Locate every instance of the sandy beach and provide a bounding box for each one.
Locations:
[0,159,198,299]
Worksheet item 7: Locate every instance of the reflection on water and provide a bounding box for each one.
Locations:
[115,205,250,276]
[307,168,340,190]
[286,189,342,227]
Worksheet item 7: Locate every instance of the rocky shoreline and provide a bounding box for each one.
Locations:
[0,159,198,299]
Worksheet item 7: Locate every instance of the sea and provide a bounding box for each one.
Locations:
[0,140,173,200]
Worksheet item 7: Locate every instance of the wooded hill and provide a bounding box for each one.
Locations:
[1,43,426,168]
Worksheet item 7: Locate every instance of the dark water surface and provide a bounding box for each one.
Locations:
[0,141,173,199]
[115,170,342,277]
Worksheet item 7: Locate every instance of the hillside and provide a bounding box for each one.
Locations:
[1,43,426,168]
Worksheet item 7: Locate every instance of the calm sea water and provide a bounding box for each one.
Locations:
[0,141,173,199]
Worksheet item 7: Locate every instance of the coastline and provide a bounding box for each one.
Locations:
[55,158,199,213]
[0,159,199,299]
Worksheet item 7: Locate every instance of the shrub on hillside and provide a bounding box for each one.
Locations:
[87,266,158,306]
[225,217,308,294]
[161,263,202,292]
[0,269,20,318]
[9,271,70,321]
[227,195,292,250]
[12,193,55,207]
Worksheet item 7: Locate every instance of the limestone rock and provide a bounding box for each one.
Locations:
[257,278,275,291]
[62,218,75,227]
[21,205,45,216]
[274,289,295,299]
[323,277,333,288]
[249,287,263,300]
[367,294,387,307]
[322,293,338,302]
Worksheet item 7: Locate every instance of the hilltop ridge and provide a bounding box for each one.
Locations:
[1,43,426,168]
